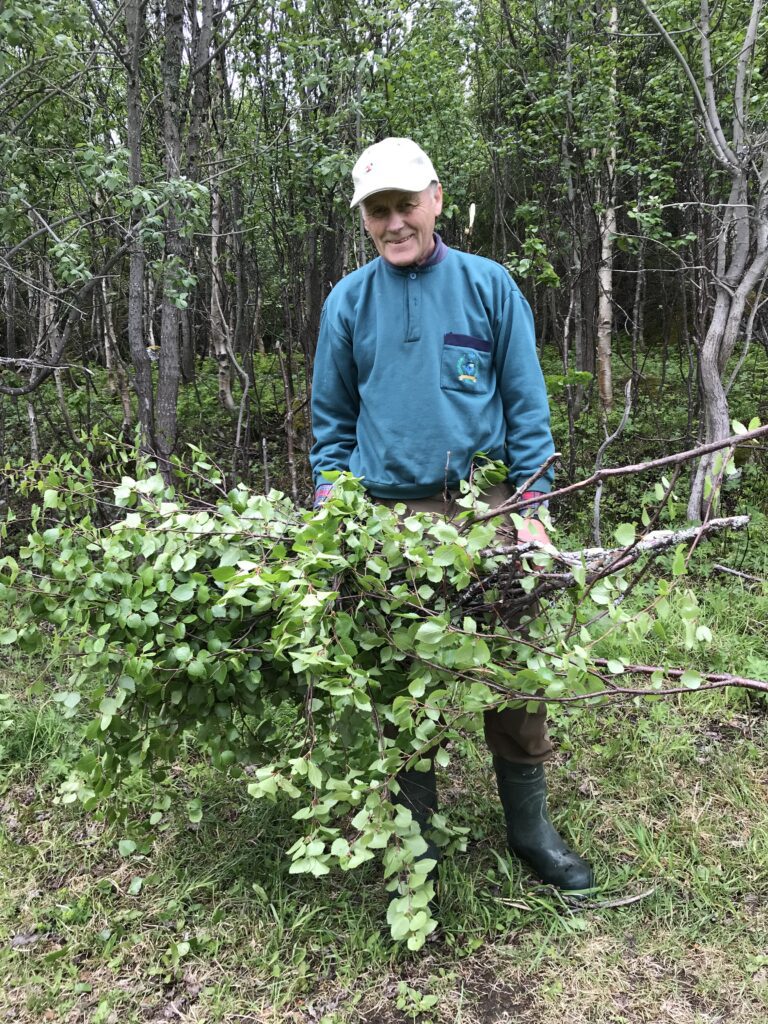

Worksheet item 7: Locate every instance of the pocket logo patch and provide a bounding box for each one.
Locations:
[456,353,478,383]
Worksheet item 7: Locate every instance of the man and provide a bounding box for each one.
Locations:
[310,137,593,893]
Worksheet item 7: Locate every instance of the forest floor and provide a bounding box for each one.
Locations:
[1,551,767,1024]
[2,679,766,1022]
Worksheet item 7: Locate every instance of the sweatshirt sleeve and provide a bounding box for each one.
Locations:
[309,303,360,488]
[494,284,555,493]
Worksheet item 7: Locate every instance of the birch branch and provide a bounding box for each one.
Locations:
[488,424,768,517]
[479,663,768,706]
[457,516,750,614]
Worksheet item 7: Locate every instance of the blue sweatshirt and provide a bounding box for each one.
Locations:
[310,239,555,499]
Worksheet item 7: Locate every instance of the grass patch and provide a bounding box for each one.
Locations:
[1,683,766,1021]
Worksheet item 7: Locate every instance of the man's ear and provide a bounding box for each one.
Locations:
[433,182,443,217]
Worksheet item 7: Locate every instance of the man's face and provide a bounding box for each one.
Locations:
[361,184,443,266]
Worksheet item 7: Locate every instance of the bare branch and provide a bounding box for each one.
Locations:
[494,424,768,516]
[712,564,764,583]
[460,516,750,614]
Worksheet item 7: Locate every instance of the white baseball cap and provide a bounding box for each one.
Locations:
[350,137,438,209]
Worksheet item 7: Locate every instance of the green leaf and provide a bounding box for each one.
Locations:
[54,691,81,709]
[0,628,18,645]
[680,670,702,689]
[429,520,459,544]
[614,523,635,547]
[671,546,687,576]
[331,838,350,858]
[118,839,137,857]
[408,676,426,698]
[211,565,237,582]
[415,620,445,645]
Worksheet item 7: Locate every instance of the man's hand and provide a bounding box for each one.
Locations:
[516,517,551,547]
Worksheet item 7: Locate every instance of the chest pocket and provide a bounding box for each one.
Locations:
[440,333,492,394]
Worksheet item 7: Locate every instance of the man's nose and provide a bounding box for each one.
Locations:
[386,209,405,231]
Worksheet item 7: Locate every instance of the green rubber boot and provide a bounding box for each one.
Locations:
[493,756,593,891]
[393,765,441,875]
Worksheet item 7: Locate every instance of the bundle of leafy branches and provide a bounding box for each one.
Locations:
[0,452,748,948]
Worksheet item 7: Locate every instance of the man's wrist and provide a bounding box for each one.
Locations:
[313,483,334,508]
[520,489,549,516]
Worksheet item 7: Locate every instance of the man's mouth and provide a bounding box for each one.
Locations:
[387,234,415,246]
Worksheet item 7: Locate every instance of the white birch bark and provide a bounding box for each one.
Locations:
[596,3,618,417]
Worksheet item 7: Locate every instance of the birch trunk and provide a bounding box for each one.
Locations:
[210,146,236,412]
[595,3,618,418]
[3,268,16,358]
[101,280,134,433]
[155,0,184,472]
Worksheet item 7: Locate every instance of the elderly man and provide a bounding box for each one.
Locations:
[309,137,593,893]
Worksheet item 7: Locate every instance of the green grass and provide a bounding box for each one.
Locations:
[1,607,766,1024]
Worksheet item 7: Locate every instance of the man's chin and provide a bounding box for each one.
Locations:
[382,242,418,266]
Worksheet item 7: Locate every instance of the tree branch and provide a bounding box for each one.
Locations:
[491,424,768,516]
[457,516,750,615]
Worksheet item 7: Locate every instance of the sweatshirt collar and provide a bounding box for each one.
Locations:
[419,233,448,268]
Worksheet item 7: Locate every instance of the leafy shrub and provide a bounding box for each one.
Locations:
[0,452,723,946]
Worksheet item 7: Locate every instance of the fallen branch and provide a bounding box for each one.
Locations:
[711,563,764,584]
[458,516,751,613]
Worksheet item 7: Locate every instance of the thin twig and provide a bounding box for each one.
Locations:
[711,564,763,583]
[577,887,657,910]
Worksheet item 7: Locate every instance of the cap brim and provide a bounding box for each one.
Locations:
[350,174,436,209]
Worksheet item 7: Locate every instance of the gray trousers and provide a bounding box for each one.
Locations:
[374,482,553,765]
